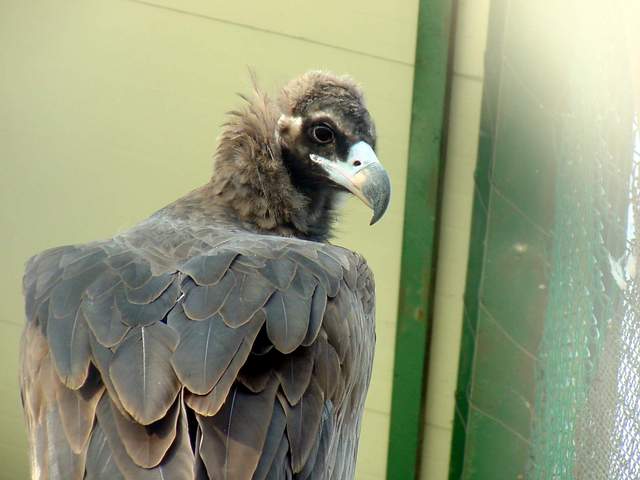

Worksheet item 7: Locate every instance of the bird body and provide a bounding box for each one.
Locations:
[20,72,390,479]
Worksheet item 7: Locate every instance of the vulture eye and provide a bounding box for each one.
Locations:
[309,124,335,144]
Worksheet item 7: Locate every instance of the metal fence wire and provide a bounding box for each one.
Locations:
[527,2,640,478]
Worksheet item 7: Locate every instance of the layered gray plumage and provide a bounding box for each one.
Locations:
[20,71,388,479]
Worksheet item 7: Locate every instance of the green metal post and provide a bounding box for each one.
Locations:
[386,0,455,478]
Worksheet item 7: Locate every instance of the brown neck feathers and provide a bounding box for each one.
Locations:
[175,89,335,241]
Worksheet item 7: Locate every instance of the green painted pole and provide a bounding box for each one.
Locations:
[386,0,455,478]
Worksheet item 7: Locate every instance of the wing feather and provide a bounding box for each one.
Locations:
[115,280,179,327]
[125,272,176,304]
[50,264,106,319]
[170,308,264,396]
[109,323,180,425]
[274,346,314,406]
[85,421,126,480]
[55,366,104,453]
[118,260,152,288]
[47,307,92,388]
[44,406,87,479]
[82,293,130,347]
[181,251,239,285]
[220,270,274,328]
[196,379,278,480]
[288,251,339,297]
[251,401,287,480]
[88,332,129,417]
[111,394,181,468]
[282,379,324,473]
[265,291,310,354]
[185,333,259,417]
[237,352,276,393]
[302,283,327,346]
[265,433,293,480]
[181,271,237,321]
[61,249,107,279]
[22,225,376,480]
[257,258,297,290]
[312,333,341,401]
[95,395,194,480]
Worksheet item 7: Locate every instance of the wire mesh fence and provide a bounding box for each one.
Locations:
[526,2,639,478]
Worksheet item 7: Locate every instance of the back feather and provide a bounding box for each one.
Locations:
[21,218,375,479]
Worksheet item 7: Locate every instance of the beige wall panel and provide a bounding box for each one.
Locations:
[420,423,455,479]
[355,409,391,477]
[136,0,419,64]
[0,0,416,478]
[366,319,396,414]
[452,0,491,78]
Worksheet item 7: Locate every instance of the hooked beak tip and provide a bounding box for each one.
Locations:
[310,141,391,224]
[362,165,391,225]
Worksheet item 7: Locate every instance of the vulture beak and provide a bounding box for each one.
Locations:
[310,141,391,225]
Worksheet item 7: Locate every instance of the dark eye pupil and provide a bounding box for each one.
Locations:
[312,125,334,144]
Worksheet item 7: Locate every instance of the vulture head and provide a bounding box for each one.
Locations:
[207,71,391,241]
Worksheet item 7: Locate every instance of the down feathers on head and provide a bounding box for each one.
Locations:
[165,71,378,242]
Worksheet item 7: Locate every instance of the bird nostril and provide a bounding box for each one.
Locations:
[353,160,362,167]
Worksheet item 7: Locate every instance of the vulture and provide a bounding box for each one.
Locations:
[20,71,390,480]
